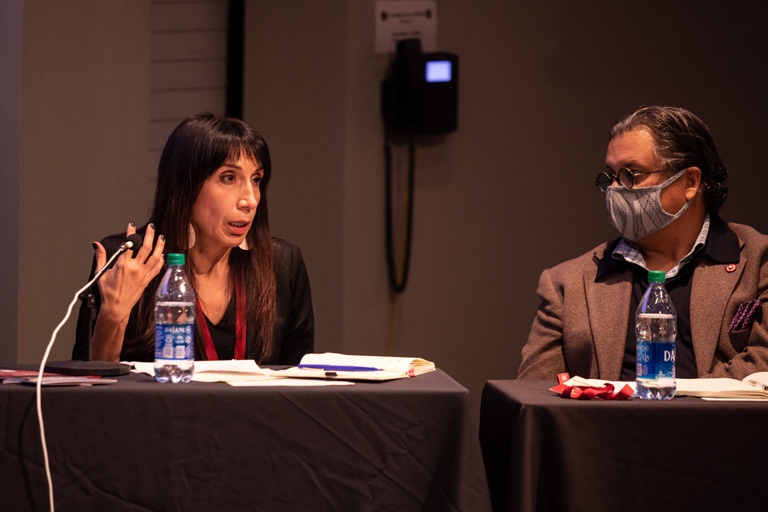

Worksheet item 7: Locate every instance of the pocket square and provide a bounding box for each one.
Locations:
[728,299,763,332]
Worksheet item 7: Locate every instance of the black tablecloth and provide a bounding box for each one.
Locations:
[0,369,491,512]
[479,379,768,512]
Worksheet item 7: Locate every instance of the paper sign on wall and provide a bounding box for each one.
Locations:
[375,0,437,54]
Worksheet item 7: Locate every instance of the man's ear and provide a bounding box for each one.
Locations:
[683,167,702,201]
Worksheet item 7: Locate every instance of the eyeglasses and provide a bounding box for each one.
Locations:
[595,168,666,193]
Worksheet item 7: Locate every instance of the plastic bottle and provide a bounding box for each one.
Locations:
[154,253,195,383]
[635,270,676,399]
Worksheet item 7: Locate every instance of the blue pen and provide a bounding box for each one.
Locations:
[298,364,382,372]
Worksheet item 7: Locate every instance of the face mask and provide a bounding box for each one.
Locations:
[605,168,690,241]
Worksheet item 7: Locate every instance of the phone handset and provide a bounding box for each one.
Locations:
[381,38,458,135]
[391,38,424,133]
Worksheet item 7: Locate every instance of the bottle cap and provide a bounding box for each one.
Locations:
[648,270,666,282]
[167,253,185,265]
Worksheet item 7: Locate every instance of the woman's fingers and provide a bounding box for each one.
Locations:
[93,241,107,276]
[123,222,165,271]
[154,234,166,258]
[145,234,166,281]
[126,224,167,283]
[134,223,156,263]
[96,223,167,320]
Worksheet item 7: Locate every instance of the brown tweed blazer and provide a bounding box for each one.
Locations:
[518,222,768,381]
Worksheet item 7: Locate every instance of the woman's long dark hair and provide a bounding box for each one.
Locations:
[124,113,277,363]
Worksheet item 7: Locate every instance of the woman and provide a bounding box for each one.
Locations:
[72,113,314,364]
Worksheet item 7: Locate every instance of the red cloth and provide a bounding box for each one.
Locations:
[549,373,634,400]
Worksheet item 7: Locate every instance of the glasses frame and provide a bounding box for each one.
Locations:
[595,168,667,193]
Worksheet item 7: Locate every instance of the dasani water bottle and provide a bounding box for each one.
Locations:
[635,270,676,399]
[154,253,195,383]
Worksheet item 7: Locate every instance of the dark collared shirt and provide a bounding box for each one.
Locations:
[595,214,740,379]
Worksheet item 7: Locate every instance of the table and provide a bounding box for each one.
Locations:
[479,379,768,512]
[0,369,491,512]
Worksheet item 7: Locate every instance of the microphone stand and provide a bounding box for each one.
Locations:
[77,289,96,360]
[43,237,143,377]
[46,289,131,374]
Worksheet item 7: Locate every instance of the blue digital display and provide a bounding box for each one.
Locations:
[426,60,452,83]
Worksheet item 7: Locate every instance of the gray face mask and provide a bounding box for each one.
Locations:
[605,168,690,241]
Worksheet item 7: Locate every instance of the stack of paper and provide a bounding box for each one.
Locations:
[676,375,768,399]
[270,353,436,381]
[128,355,437,385]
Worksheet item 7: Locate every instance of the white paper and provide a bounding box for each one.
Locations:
[701,397,768,402]
[298,352,433,373]
[128,360,356,386]
[564,376,637,393]
[129,360,269,382]
[675,377,768,398]
[227,379,353,387]
[375,0,437,54]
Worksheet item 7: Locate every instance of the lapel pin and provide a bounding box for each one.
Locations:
[725,264,737,273]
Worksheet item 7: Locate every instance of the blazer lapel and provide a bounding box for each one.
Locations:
[690,256,745,376]
[585,263,633,380]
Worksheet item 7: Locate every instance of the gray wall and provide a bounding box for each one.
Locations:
[2,1,152,364]
[0,0,23,364]
[4,1,768,417]
[244,1,768,413]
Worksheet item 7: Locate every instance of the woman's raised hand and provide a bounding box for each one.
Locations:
[90,222,166,361]
[95,222,166,323]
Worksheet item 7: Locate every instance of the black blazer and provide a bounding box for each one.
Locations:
[72,234,314,365]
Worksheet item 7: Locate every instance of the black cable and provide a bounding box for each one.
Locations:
[225,0,244,118]
[385,135,415,294]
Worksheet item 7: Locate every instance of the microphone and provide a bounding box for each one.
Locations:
[113,231,143,259]
[92,232,144,282]
[45,233,145,377]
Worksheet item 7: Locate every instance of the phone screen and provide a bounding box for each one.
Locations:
[425,60,451,83]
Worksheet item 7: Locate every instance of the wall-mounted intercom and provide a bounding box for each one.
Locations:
[380,38,459,299]
[381,38,458,135]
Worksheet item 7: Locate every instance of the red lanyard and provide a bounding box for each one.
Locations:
[196,277,246,360]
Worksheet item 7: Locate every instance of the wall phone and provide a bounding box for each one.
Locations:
[381,38,458,297]
[381,38,458,135]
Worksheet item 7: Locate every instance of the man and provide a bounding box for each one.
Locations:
[518,106,768,381]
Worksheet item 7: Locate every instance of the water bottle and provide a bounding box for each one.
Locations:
[635,270,676,399]
[154,253,195,383]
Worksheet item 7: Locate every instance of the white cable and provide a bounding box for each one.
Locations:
[35,247,126,512]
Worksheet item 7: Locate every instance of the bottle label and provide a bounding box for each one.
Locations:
[155,323,194,361]
[636,340,675,380]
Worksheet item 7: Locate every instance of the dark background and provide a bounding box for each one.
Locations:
[3,1,768,419]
